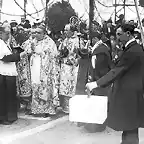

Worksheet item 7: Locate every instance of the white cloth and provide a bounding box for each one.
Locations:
[0,39,18,76]
[91,40,103,69]
[69,95,108,124]
[30,54,41,84]
[91,40,103,54]
[92,55,96,69]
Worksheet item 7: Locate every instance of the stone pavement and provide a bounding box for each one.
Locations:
[0,111,67,144]
[4,116,144,144]
[3,117,121,144]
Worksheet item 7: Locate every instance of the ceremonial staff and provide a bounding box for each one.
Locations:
[24,0,27,19]
[89,0,94,45]
[45,0,49,24]
[0,0,3,22]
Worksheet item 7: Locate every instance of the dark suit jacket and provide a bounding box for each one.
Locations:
[103,25,116,39]
[97,40,144,131]
[89,43,112,96]
[92,43,112,81]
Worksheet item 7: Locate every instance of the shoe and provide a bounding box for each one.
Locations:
[2,120,15,125]
[32,113,50,118]
[25,110,32,115]
[43,113,54,118]
[56,106,63,113]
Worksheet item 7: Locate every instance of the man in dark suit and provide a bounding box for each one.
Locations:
[104,19,116,39]
[102,19,116,53]
[86,23,144,144]
[115,14,124,26]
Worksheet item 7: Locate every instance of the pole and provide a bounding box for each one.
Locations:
[89,0,94,45]
[0,8,1,22]
[45,0,49,25]
[113,4,136,6]
[24,0,27,19]
[134,0,144,48]
[114,0,117,24]
[0,0,3,22]
[124,0,126,20]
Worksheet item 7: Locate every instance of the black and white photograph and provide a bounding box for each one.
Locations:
[0,0,144,144]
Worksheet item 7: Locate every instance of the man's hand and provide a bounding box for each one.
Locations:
[85,81,98,92]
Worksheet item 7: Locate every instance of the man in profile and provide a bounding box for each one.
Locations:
[86,23,144,144]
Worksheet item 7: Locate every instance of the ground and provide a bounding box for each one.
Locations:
[0,116,144,144]
[1,116,144,144]
[0,111,66,144]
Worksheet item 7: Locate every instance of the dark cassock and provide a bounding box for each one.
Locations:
[102,20,116,53]
[103,23,116,40]
[0,39,21,124]
[83,40,112,132]
[89,40,112,96]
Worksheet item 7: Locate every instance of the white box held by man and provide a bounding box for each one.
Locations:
[69,95,108,124]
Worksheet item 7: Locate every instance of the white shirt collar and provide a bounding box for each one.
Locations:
[125,38,136,48]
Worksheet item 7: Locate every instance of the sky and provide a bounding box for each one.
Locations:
[0,0,144,24]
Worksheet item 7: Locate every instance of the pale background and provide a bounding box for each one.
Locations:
[1,0,144,24]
